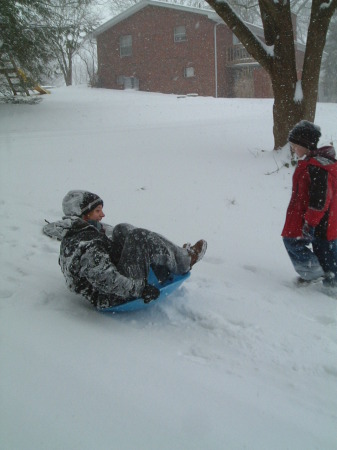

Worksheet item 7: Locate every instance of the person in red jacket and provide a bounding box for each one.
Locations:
[282,120,337,288]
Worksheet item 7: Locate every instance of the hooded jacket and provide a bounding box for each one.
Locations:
[43,191,143,308]
[58,217,143,307]
[282,146,337,240]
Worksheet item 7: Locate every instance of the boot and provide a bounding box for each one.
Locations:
[183,239,207,268]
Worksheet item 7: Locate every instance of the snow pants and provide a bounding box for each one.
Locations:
[113,223,191,284]
[283,237,337,285]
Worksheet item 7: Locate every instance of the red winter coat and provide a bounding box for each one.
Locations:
[282,146,337,241]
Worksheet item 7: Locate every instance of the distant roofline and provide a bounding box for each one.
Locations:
[93,0,304,49]
[93,0,223,37]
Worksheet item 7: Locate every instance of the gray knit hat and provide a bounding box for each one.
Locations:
[288,120,321,150]
[62,190,103,217]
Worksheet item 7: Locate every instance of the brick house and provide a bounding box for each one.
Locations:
[93,0,304,98]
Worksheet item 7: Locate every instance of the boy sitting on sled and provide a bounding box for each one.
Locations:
[44,190,207,309]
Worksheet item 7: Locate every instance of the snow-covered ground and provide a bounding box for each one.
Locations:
[1,86,336,450]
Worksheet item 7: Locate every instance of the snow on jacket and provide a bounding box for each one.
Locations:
[282,146,337,240]
[43,218,114,240]
[58,217,143,307]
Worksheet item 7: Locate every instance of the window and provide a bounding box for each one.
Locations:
[116,76,139,90]
[120,35,132,57]
[117,75,125,85]
[174,26,186,42]
[184,67,195,78]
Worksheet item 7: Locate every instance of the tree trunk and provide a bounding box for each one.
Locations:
[65,69,72,86]
[205,0,337,149]
[65,51,73,86]
[301,2,333,119]
[265,1,303,148]
[271,78,303,149]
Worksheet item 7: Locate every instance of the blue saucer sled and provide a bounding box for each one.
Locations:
[98,270,190,313]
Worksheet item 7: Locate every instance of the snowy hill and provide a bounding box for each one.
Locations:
[1,86,336,450]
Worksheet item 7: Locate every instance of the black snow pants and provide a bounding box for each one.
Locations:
[113,223,191,284]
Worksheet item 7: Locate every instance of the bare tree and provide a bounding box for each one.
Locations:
[76,37,98,86]
[321,12,337,102]
[108,0,139,16]
[44,0,101,86]
[205,0,337,149]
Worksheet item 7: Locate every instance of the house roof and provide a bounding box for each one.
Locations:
[93,0,305,51]
[93,0,222,37]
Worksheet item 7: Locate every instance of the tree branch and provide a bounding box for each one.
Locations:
[206,0,273,72]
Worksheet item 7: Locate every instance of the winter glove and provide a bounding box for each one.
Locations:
[141,284,160,304]
[302,221,315,241]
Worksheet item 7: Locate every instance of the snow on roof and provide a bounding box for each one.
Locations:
[93,0,222,37]
[93,0,303,50]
